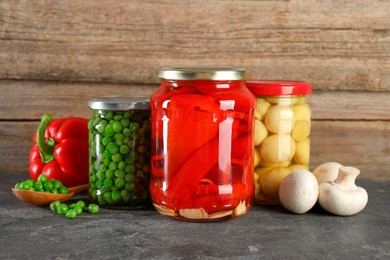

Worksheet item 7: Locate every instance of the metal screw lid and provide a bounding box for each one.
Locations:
[158,67,247,80]
[88,96,150,111]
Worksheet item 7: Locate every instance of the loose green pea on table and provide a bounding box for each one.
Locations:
[50,200,100,219]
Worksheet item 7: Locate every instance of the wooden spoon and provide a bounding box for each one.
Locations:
[11,184,89,206]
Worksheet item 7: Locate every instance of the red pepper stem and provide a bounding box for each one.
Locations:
[37,114,55,163]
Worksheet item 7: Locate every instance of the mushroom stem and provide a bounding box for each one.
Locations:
[333,166,359,189]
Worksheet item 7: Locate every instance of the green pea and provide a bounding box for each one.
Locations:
[76,201,86,209]
[112,121,123,133]
[123,128,131,136]
[109,162,117,171]
[121,118,130,128]
[105,112,113,121]
[118,161,126,170]
[73,206,83,215]
[50,200,61,212]
[114,169,125,178]
[103,192,113,203]
[104,124,114,136]
[96,171,105,180]
[52,180,63,190]
[95,180,103,188]
[112,153,122,163]
[103,150,112,159]
[103,158,111,167]
[96,121,107,134]
[90,174,97,183]
[58,186,69,194]
[129,122,139,133]
[51,189,59,194]
[33,181,43,191]
[25,179,34,187]
[105,169,114,179]
[114,133,124,141]
[107,142,119,154]
[111,190,121,201]
[57,204,69,215]
[114,115,123,121]
[102,136,112,146]
[114,178,125,189]
[103,179,113,187]
[88,204,100,214]
[66,209,77,219]
[120,145,130,154]
[121,190,130,202]
[91,189,98,200]
[43,181,54,191]
[14,183,21,189]
[37,174,48,182]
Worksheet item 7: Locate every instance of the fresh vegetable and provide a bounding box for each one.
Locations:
[279,169,319,214]
[88,109,151,207]
[49,200,99,219]
[318,166,368,216]
[88,204,100,214]
[29,114,89,187]
[14,174,69,194]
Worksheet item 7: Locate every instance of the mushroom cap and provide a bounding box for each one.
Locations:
[279,169,319,214]
[313,162,343,184]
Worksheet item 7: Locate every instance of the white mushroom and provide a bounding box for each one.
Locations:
[279,169,319,214]
[313,162,343,184]
[318,166,368,216]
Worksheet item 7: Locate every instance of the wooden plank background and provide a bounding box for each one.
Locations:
[1,0,389,179]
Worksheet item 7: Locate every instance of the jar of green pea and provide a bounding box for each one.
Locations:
[88,96,151,208]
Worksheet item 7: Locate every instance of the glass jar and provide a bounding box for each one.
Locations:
[88,96,151,208]
[246,80,312,204]
[150,67,255,221]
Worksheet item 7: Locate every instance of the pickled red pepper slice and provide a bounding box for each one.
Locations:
[166,94,221,179]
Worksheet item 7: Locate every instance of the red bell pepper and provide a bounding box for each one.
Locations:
[29,114,89,187]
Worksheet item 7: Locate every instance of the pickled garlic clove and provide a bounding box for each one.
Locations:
[294,138,310,165]
[255,98,271,120]
[264,106,295,134]
[153,204,177,217]
[254,147,261,167]
[233,200,247,217]
[179,208,208,219]
[260,167,291,200]
[292,120,311,141]
[254,119,268,146]
[260,134,296,163]
[292,103,311,121]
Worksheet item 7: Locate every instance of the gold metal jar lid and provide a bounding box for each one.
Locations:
[158,67,247,80]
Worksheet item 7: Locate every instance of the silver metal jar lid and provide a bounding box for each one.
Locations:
[158,67,247,80]
[88,96,150,111]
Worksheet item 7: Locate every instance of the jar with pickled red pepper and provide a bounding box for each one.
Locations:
[246,80,312,204]
[150,68,255,221]
[88,96,151,208]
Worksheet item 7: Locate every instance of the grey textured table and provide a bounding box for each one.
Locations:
[1,172,389,259]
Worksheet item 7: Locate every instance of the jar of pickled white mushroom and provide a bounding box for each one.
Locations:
[246,80,312,204]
